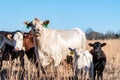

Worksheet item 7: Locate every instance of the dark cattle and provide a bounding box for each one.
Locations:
[0,30,24,70]
[89,42,107,80]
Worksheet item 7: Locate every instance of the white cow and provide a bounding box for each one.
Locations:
[24,18,86,67]
[68,48,94,80]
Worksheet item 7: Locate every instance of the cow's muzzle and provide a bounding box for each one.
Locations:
[34,32,41,37]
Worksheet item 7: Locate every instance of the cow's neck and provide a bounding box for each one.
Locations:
[33,28,47,50]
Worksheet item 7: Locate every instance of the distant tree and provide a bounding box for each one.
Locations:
[85,28,104,40]
[86,28,93,34]
[104,31,116,39]
[116,30,120,38]
[85,28,120,40]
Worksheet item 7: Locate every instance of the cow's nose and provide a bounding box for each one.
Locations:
[15,47,20,50]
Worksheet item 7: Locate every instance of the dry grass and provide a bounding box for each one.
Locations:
[0,39,120,80]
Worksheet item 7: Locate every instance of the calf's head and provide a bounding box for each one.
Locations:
[23,32,34,51]
[7,30,24,51]
[24,18,49,37]
[89,42,106,52]
[13,31,24,51]
[68,48,80,59]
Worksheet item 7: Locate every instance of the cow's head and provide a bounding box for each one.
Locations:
[13,31,24,51]
[7,30,24,51]
[24,18,50,37]
[89,42,106,52]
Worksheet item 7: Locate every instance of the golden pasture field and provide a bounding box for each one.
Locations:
[0,39,120,80]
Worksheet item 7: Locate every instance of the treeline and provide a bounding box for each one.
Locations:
[85,28,120,40]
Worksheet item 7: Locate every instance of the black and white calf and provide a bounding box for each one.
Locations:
[0,30,24,70]
[89,42,107,80]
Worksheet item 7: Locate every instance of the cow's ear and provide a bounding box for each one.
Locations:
[74,48,76,51]
[43,20,50,28]
[89,43,94,47]
[24,21,32,29]
[101,43,106,47]
[23,33,27,38]
[6,34,13,40]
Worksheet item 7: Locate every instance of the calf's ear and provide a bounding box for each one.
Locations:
[68,47,73,51]
[101,43,106,47]
[89,43,94,47]
[7,34,13,40]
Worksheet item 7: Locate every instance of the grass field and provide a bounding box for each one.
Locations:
[0,39,120,80]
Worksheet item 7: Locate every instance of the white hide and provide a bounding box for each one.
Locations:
[73,50,94,79]
[27,18,87,67]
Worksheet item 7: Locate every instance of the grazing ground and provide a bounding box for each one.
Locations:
[0,39,120,80]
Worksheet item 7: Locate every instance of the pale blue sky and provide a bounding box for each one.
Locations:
[0,0,120,33]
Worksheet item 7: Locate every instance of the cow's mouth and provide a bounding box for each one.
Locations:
[34,32,41,37]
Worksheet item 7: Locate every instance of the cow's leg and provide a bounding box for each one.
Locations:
[19,51,25,80]
[97,70,101,80]
[0,50,3,70]
[100,72,103,80]
[97,70,104,80]
[89,63,94,80]
[19,51,25,70]
[93,69,96,80]
[74,70,78,80]
[38,61,48,80]
[35,62,40,78]
[0,58,2,70]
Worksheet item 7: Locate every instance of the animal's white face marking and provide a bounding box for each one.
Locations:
[13,31,23,51]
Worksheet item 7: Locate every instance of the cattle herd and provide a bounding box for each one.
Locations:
[0,18,107,80]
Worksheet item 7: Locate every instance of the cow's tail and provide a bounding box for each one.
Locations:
[73,28,86,51]
[78,28,86,51]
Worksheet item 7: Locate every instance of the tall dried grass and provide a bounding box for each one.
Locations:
[0,39,120,80]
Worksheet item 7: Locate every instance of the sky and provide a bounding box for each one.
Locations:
[0,0,120,33]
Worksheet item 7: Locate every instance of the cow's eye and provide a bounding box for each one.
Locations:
[33,29,36,32]
[37,29,40,32]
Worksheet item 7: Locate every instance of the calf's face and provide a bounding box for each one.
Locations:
[68,48,80,59]
[23,33,34,51]
[89,42,106,52]
[13,31,24,51]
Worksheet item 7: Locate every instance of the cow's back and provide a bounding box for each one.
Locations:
[57,28,86,50]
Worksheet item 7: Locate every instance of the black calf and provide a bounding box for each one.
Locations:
[89,42,106,80]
